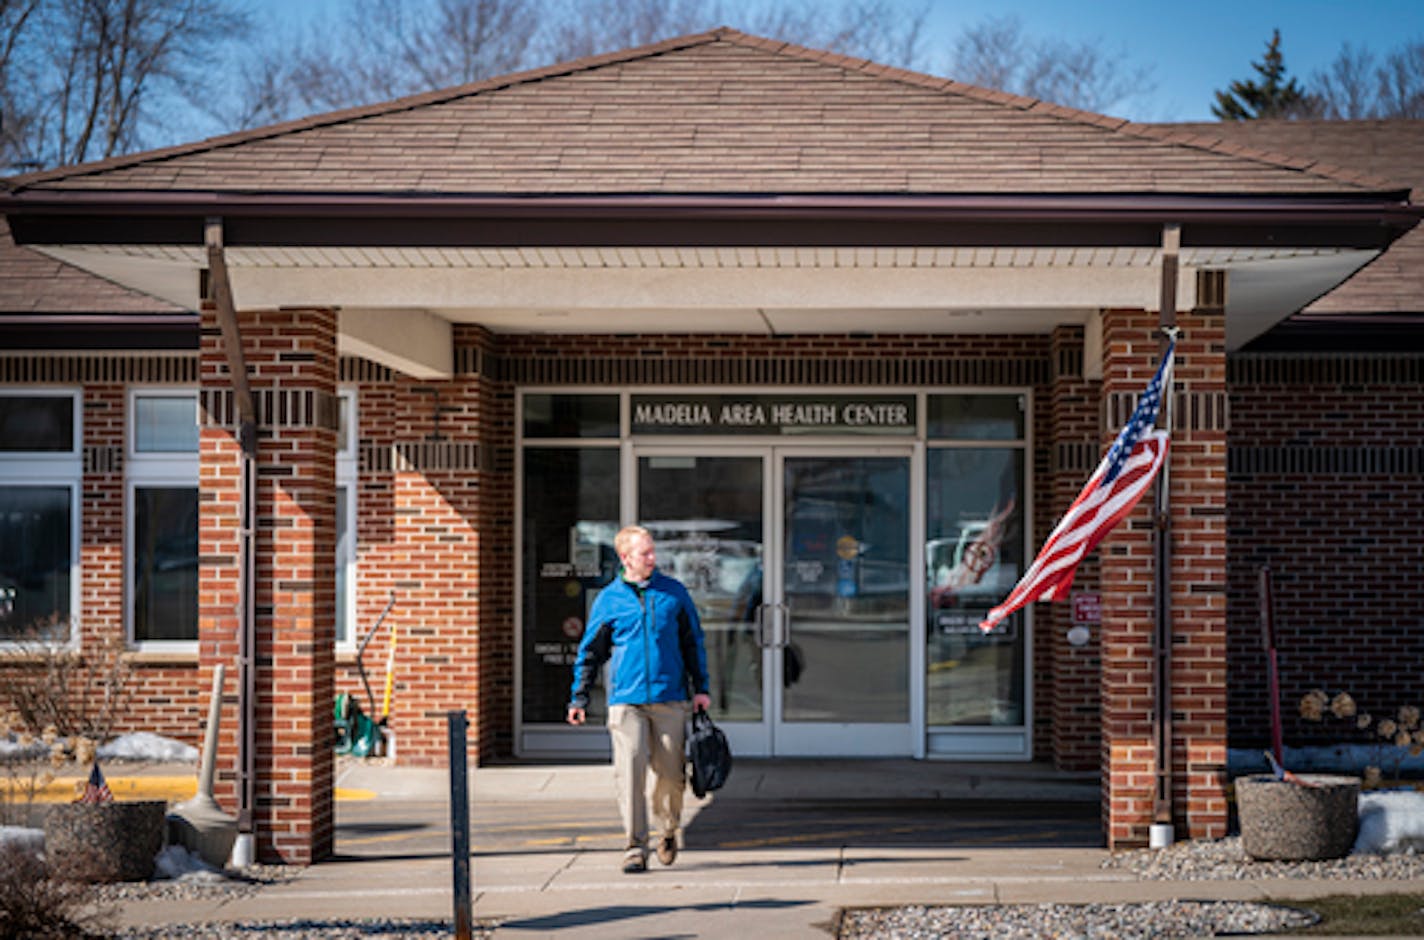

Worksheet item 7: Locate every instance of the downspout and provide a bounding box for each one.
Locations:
[1149,223,1180,849]
[205,218,258,865]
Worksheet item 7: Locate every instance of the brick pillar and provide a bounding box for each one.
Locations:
[1047,325,1102,771]
[1099,308,1228,848]
[199,305,338,865]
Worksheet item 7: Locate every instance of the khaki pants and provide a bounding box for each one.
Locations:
[607,701,687,850]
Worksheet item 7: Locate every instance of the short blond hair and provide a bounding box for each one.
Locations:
[614,525,652,556]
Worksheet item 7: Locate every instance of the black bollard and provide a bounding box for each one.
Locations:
[447,710,472,940]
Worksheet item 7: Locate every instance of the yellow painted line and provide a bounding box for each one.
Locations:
[4,778,375,804]
[716,825,920,849]
[336,787,375,801]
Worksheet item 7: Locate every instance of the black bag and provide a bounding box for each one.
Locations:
[687,708,732,798]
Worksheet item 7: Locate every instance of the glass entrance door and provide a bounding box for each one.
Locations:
[637,447,916,756]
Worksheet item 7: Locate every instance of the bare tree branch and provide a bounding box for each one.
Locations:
[949,15,1153,115]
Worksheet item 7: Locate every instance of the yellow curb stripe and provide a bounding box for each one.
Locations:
[4,778,377,804]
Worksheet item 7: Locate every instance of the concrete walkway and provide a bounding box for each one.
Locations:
[71,759,1424,937]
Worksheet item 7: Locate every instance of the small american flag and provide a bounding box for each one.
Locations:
[75,761,113,804]
[980,339,1175,633]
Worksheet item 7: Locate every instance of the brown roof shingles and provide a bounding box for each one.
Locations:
[7,30,1401,197]
[0,218,183,314]
[1165,120,1424,316]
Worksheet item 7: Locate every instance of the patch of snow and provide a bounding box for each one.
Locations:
[1354,790,1424,855]
[0,825,44,859]
[153,843,227,882]
[0,736,48,760]
[97,731,198,762]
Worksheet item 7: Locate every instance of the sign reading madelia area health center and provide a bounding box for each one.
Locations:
[631,394,916,436]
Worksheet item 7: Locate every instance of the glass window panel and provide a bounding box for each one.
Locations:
[133,486,198,642]
[0,486,72,641]
[927,394,1025,440]
[522,394,620,439]
[338,395,354,457]
[521,447,620,724]
[0,396,74,453]
[926,447,1025,727]
[135,395,199,453]
[639,455,764,723]
[336,486,351,645]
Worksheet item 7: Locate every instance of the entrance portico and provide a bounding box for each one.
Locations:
[2,29,1416,862]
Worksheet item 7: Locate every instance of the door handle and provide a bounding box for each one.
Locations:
[754,603,772,649]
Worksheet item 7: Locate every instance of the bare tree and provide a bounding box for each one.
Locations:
[947,15,1153,115]
[1,0,249,171]
[1376,40,1424,118]
[1311,43,1379,119]
[0,0,43,171]
[219,0,931,132]
[1307,37,1424,120]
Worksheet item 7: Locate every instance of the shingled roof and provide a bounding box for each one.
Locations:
[7,28,1401,197]
[0,217,181,314]
[1165,120,1424,322]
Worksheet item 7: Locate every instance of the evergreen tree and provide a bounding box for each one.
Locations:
[1213,29,1320,120]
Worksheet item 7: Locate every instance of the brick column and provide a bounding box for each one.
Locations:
[1047,326,1102,771]
[200,305,338,865]
[1099,308,1228,848]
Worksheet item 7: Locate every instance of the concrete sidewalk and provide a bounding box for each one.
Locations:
[86,760,1424,938]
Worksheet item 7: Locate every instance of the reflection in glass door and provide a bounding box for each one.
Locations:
[637,453,769,753]
[638,448,917,757]
[773,453,913,755]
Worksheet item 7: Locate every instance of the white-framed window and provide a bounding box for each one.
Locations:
[0,389,82,645]
[127,389,199,649]
[336,389,357,648]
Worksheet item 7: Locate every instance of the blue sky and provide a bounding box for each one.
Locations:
[248,0,1424,122]
[917,0,1424,121]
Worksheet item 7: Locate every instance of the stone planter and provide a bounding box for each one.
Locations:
[1235,773,1360,861]
[44,800,167,882]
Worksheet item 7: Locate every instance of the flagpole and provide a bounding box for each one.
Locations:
[1150,223,1181,849]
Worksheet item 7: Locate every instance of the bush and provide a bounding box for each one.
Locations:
[7,624,132,742]
[0,841,113,939]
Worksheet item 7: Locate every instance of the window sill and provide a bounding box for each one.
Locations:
[123,649,200,666]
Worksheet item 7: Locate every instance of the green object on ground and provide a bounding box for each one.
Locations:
[334,693,383,757]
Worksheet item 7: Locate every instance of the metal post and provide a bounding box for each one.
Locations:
[1259,566,1284,769]
[1150,223,1180,849]
[447,711,473,940]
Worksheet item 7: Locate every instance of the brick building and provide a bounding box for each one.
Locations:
[1,30,1420,863]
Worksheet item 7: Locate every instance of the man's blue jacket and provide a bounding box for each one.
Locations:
[569,569,709,710]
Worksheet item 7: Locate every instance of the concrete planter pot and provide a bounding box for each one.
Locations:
[1235,773,1360,861]
[44,800,167,882]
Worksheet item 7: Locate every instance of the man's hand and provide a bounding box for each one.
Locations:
[566,706,586,726]
[692,693,711,713]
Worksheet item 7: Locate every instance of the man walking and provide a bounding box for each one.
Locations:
[567,525,711,873]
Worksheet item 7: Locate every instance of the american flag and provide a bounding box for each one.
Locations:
[75,761,113,804]
[980,339,1176,633]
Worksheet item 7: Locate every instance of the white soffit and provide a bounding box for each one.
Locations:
[1225,249,1378,350]
[32,243,1366,346]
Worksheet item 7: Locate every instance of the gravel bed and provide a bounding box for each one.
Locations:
[1102,834,1424,880]
[838,900,1317,939]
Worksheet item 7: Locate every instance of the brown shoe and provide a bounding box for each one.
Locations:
[621,847,646,874]
[656,834,678,866]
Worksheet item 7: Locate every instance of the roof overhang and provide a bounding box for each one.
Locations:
[3,190,1418,371]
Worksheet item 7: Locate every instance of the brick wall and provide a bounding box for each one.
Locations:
[1047,326,1102,771]
[1226,354,1424,753]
